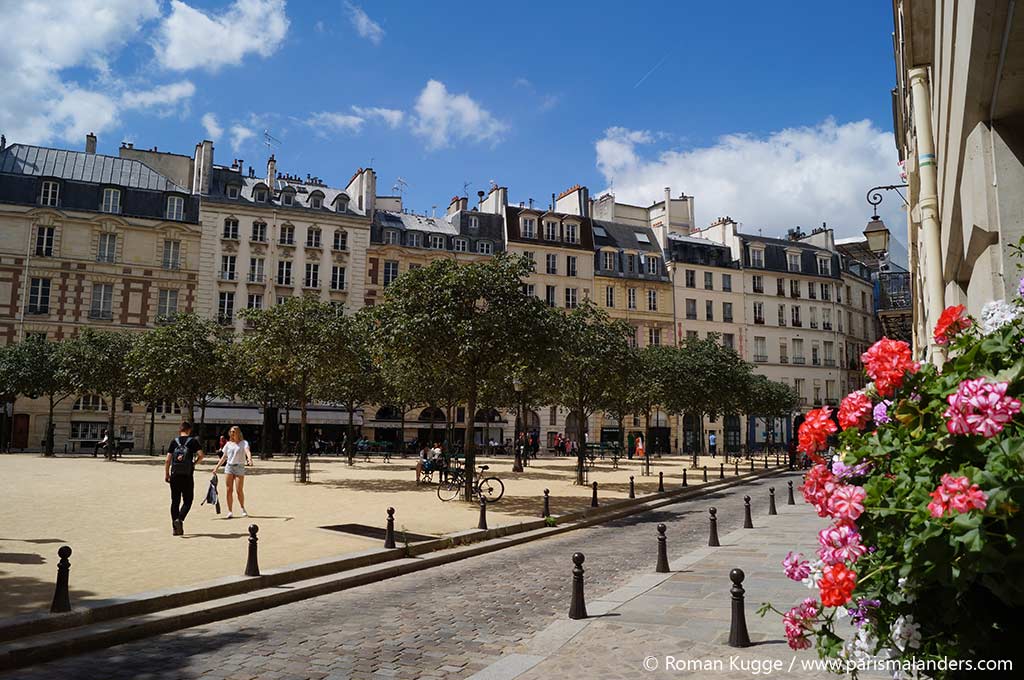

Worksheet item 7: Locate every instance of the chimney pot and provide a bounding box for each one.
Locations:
[85,132,97,154]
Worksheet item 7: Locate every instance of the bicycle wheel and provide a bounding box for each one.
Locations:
[437,476,462,501]
[479,476,505,503]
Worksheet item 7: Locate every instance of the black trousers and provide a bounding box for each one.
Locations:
[169,475,195,522]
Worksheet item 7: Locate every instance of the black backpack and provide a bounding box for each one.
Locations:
[170,436,196,476]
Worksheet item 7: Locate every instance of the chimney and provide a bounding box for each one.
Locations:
[85,132,97,154]
[528,197,534,209]
[477,190,485,205]
[267,154,277,188]
[555,184,589,217]
[0,135,5,151]
[192,140,214,195]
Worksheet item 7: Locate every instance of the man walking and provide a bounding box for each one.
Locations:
[709,431,717,458]
[164,421,204,536]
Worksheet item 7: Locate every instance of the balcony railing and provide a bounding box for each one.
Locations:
[217,314,234,325]
[810,321,818,328]
[791,320,803,327]
[219,270,237,281]
[780,356,789,364]
[754,354,768,363]
[248,273,265,283]
[88,308,113,320]
[812,358,821,366]
[823,322,833,330]
[792,356,806,365]
[877,271,912,311]
[824,358,836,367]
[754,317,765,325]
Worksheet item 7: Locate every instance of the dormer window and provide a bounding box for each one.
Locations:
[166,195,184,221]
[227,185,240,199]
[454,238,467,252]
[383,229,398,245]
[337,199,348,212]
[254,188,268,203]
[602,252,615,271]
[39,180,60,207]
[282,191,294,207]
[787,253,801,272]
[407,232,421,247]
[521,218,535,238]
[750,248,765,268]
[564,223,578,244]
[101,188,121,214]
[544,221,558,240]
[646,257,659,275]
[817,257,831,275]
[478,241,493,255]
[309,192,324,209]
[469,215,479,230]
[429,234,445,249]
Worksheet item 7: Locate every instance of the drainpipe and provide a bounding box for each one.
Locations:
[908,67,945,365]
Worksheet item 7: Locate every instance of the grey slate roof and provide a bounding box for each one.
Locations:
[208,166,362,215]
[0,144,186,192]
[375,210,459,235]
[592,219,663,254]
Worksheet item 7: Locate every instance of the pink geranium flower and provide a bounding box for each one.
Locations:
[801,464,838,518]
[827,485,866,522]
[783,551,812,581]
[944,378,1021,437]
[818,522,867,565]
[783,598,819,650]
[838,391,873,431]
[928,474,988,518]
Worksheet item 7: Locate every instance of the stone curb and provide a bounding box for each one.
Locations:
[0,466,790,671]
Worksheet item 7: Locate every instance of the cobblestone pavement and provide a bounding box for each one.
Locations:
[6,473,798,680]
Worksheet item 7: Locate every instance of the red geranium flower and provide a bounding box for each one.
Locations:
[798,406,837,459]
[838,391,872,430]
[819,563,857,607]
[800,463,837,517]
[861,337,919,398]
[933,305,970,345]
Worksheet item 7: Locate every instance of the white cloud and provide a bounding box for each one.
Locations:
[0,0,160,144]
[121,80,195,110]
[154,0,289,72]
[351,106,404,128]
[202,113,224,140]
[344,2,384,45]
[305,112,365,133]
[595,118,900,238]
[412,80,507,151]
[229,125,256,152]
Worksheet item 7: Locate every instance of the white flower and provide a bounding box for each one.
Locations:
[980,300,1018,334]
[892,614,922,652]
[841,626,879,665]
[803,559,824,589]
[897,577,917,603]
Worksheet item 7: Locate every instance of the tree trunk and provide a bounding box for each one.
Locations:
[575,407,586,486]
[399,405,406,455]
[299,394,309,483]
[45,394,55,457]
[148,405,156,455]
[644,408,651,476]
[462,392,477,501]
[260,400,271,459]
[283,405,291,454]
[346,400,356,465]
[199,401,207,445]
[617,414,625,454]
[108,393,116,458]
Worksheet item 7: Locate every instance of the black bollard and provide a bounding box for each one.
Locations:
[769,488,778,515]
[788,480,796,505]
[728,568,752,647]
[743,495,754,528]
[244,524,260,576]
[478,496,488,530]
[775,452,781,465]
[658,471,665,492]
[734,460,739,476]
[682,468,688,487]
[749,458,755,472]
[764,455,769,469]
[655,523,670,573]
[702,465,708,483]
[719,463,725,480]
[629,476,635,499]
[569,552,587,619]
[591,481,598,507]
[50,545,72,613]
[384,507,396,548]
[543,488,551,517]
[708,507,720,546]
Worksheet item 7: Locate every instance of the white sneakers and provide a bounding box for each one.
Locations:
[224,509,248,519]
[241,509,248,517]
[225,512,233,519]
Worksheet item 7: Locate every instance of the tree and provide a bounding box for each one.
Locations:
[599,346,643,459]
[743,374,799,448]
[240,296,343,482]
[16,337,75,456]
[373,254,544,500]
[631,344,674,475]
[220,334,290,459]
[548,301,634,485]
[0,341,34,451]
[62,329,135,455]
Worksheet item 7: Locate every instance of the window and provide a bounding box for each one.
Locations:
[824,341,835,365]
[70,422,106,440]
[101,188,121,214]
[787,253,801,272]
[686,330,698,340]
[564,287,578,309]
[407,232,421,248]
[722,274,732,292]
[304,263,320,288]
[808,281,817,299]
[222,218,239,240]
[686,298,698,320]
[477,241,492,255]
[331,230,348,251]
[310,194,322,209]
[778,303,786,326]
[564,223,578,244]
[251,221,266,242]
[626,254,636,272]
[685,270,695,288]
[780,340,788,363]
[39,180,59,206]
[331,266,346,291]
[823,308,833,330]
[544,221,558,241]
[818,258,832,275]
[453,238,467,252]
[254,188,267,203]
[753,301,764,324]
[810,307,819,328]
[723,302,733,323]
[227,185,240,199]
[545,285,556,307]
[429,234,445,249]
[752,275,763,294]
[777,278,786,296]
[247,293,263,310]
[635,232,651,244]
[97,233,117,263]
[90,283,113,320]
[306,228,322,248]
[166,196,184,220]
[219,255,237,280]
[162,240,180,269]
[275,224,293,245]
[249,257,265,283]
[646,257,659,275]
[218,292,234,323]
[35,226,54,256]
[812,344,820,366]
[336,197,349,212]
[754,336,767,362]
[628,288,637,310]
[605,286,614,308]
[28,278,50,314]
[549,406,557,426]
[790,280,801,298]
[704,272,714,290]
[793,339,805,364]
[750,248,764,268]
[648,290,658,312]
[383,260,399,287]
[705,300,713,320]
[648,328,661,347]
[791,305,802,327]
[821,283,831,301]
[521,218,536,238]
[522,251,535,265]
[566,256,577,277]
[276,295,288,305]
[157,289,178,318]
[521,283,535,297]
[861,291,868,310]
[602,252,615,271]
[383,230,398,245]
[546,254,557,275]
[468,216,479,229]
[74,395,107,412]
[277,261,292,286]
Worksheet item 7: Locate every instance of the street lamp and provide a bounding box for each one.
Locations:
[864,184,905,268]
[512,375,524,472]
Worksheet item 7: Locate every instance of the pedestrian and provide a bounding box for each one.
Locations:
[627,431,635,459]
[416,444,428,483]
[214,425,253,518]
[164,421,205,536]
[635,434,645,459]
[531,432,539,459]
[709,431,717,458]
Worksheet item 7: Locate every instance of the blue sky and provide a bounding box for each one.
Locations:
[1,0,904,238]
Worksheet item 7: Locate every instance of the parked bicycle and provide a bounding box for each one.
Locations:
[437,464,505,503]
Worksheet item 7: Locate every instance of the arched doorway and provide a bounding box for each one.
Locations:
[417,406,445,445]
[473,408,505,447]
[724,415,741,453]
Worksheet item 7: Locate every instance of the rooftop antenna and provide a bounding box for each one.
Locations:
[392,176,408,199]
[462,181,471,198]
[263,129,281,150]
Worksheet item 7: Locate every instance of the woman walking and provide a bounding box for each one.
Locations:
[214,426,253,518]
